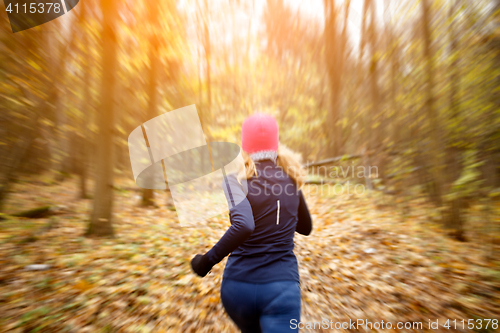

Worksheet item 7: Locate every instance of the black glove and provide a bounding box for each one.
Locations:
[190,254,212,277]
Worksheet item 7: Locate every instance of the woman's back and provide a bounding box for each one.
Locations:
[224,159,304,283]
[190,114,311,332]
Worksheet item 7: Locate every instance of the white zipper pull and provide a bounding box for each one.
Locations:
[276,200,280,225]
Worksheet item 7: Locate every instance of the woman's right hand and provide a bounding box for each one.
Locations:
[190,254,213,277]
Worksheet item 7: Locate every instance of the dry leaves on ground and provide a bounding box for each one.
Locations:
[0,179,499,332]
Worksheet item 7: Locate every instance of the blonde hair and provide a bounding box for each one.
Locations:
[242,145,307,188]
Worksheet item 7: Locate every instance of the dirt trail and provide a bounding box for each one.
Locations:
[0,180,498,332]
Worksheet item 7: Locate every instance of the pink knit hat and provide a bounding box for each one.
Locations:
[241,114,279,153]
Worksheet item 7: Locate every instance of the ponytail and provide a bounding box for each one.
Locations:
[242,145,306,188]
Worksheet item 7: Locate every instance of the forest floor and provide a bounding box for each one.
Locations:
[0,177,499,332]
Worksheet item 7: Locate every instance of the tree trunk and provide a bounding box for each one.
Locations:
[443,197,466,241]
[0,125,37,211]
[366,0,386,181]
[323,0,342,156]
[86,0,118,237]
[141,0,161,207]
[0,31,51,211]
[79,19,92,200]
[357,0,373,190]
[204,0,212,116]
[421,0,444,206]
[50,16,80,183]
[442,0,465,240]
[384,0,397,144]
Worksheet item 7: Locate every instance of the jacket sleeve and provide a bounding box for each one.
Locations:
[204,174,255,266]
[295,190,312,236]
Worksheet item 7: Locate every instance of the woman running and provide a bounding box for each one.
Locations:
[190,114,313,333]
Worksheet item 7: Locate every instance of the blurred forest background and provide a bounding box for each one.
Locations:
[0,0,500,332]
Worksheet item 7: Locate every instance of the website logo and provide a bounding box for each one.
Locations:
[128,105,247,226]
